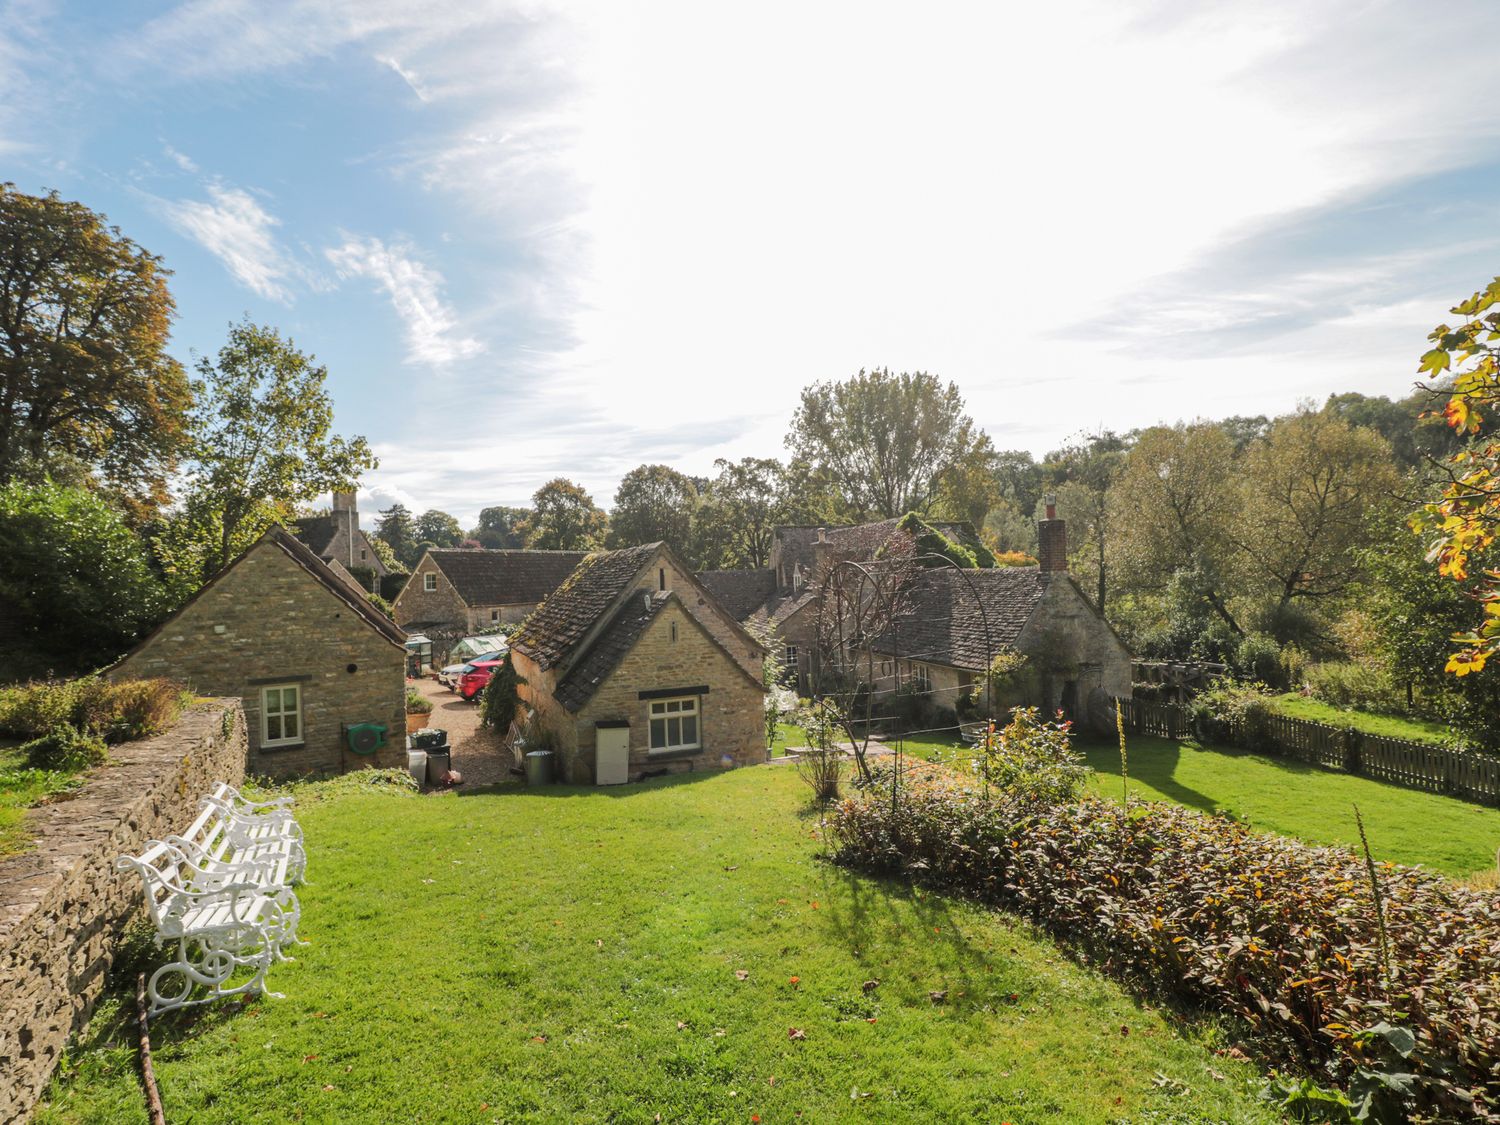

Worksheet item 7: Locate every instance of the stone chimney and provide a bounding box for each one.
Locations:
[1037,493,1067,574]
[332,491,358,567]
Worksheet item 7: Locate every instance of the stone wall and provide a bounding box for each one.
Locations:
[391,554,468,635]
[0,700,248,1124]
[111,536,407,777]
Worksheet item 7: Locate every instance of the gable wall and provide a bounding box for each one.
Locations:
[569,602,765,783]
[110,540,406,776]
[393,554,469,634]
[1015,576,1132,729]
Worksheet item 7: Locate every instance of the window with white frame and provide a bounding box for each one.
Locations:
[260,684,302,747]
[783,644,798,670]
[648,696,700,753]
[423,572,437,592]
[910,663,932,692]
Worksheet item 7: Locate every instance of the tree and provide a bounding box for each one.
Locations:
[931,433,1001,529]
[366,533,401,573]
[179,320,376,576]
[1110,422,1243,635]
[692,457,787,569]
[416,509,463,550]
[375,503,419,568]
[0,184,192,517]
[776,457,850,526]
[608,464,697,550]
[1045,430,1127,612]
[0,478,166,665]
[786,368,986,519]
[520,478,608,551]
[471,505,529,549]
[1232,409,1399,616]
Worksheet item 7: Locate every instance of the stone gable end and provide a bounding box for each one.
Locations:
[392,553,468,633]
[110,538,406,776]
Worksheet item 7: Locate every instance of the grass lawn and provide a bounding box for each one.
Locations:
[1270,693,1452,746]
[0,744,84,859]
[1082,735,1500,881]
[769,721,807,758]
[40,767,1274,1124]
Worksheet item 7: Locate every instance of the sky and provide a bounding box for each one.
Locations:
[5,0,1500,529]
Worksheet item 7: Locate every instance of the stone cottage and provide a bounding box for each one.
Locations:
[292,490,390,591]
[392,548,586,655]
[109,526,408,776]
[865,511,1130,730]
[508,542,767,785]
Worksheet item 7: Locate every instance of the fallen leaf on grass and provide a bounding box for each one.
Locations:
[530,1035,548,1044]
[850,1086,872,1101]
[787,1028,806,1040]
[1120,1025,1130,1037]
[788,976,800,987]
[861,979,880,992]
[724,865,739,871]
[421,878,435,885]
[302,1054,319,1063]
[596,939,603,949]
[735,969,750,981]
[321,1085,335,1092]
[677,1021,687,1030]
[929,990,947,1004]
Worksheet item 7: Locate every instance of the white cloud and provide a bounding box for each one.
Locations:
[325,234,484,365]
[158,182,300,302]
[162,143,198,173]
[376,54,429,102]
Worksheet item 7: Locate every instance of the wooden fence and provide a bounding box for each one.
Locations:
[1114,697,1500,807]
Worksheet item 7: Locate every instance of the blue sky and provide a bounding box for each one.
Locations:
[5,1,1500,528]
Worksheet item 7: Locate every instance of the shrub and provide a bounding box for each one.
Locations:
[972,706,1088,804]
[1306,661,1402,713]
[1186,678,1277,749]
[23,726,108,772]
[830,772,1500,1120]
[795,700,844,801]
[404,687,433,715]
[0,677,185,742]
[480,657,527,732]
[1232,632,1285,689]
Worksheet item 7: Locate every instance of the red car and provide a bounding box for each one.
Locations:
[458,657,505,701]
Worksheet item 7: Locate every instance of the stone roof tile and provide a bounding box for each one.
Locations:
[508,543,660,670]
[874,567,1048,671]
[428,548,588,608]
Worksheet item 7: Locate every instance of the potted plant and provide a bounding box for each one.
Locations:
[405,687,434,734]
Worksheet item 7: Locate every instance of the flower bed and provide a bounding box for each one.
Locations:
[831,762,1500,1120]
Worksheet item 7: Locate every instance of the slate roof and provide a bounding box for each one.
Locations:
[872,567,1049,671]
[292,515,340,556]
[427,548,588,608]
[774,518,977,583]
[554,590,671,710]
[697,569,778,622]
[508,543,661,671]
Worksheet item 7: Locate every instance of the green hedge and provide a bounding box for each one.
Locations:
[831,767,1500,1120]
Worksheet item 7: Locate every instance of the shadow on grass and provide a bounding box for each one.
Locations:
[1082,736,1236,815]
[455,767,737,800]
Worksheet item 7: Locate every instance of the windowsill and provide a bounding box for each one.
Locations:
[646,746,703,761]
[258,741,306,753]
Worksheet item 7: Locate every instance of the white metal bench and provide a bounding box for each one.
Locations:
[118,783,306,1016]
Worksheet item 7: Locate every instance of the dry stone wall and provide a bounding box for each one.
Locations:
[0,699,247,1124]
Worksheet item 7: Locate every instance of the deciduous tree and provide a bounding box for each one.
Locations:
[0,184,191,516]
[786,368,985,519]
[471,505,529,549]
[521,478,608,551]
[178,320,376,576]
[608,464,697,550]
[375,503,418,567]
[416,509,463,549]
[692,457,787,569]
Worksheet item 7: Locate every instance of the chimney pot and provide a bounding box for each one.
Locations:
[816,527,827,544]
[1043,492,1057,521]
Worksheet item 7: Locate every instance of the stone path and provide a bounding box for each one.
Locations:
[409,676,520,790]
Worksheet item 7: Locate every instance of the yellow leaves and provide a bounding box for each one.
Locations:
[1445,650,1487,677]
[1419,347,1452,377]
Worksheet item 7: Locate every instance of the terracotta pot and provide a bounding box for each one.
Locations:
[406,711,431,734]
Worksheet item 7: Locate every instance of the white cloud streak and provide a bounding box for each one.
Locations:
[158,183,299,302]
[325,234,484,365]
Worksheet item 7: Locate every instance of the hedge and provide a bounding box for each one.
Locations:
[831,763,1500,1121]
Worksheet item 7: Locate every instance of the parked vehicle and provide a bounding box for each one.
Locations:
[440,648,505,689]
[459,657,505,702]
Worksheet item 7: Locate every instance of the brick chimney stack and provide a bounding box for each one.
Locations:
[1038,493,1067,574]
[332,491,358,567]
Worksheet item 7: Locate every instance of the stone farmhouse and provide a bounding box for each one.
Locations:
[291,491,390,592]
[109,526,408,777]
[392,548,586,655]
[700,511,1132,732]
[509,542,767,785]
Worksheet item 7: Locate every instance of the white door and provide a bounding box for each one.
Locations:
[595,725,630,785]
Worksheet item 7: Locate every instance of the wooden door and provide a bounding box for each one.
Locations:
[595,725,630,785]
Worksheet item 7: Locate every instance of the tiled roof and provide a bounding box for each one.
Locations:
[292,515,339,556]
[697,569,777,622]
[774,518,976,581]
[873,567,1049,671]
[509,543,660,670]
[554,590,670,710]
[428,548,587,608]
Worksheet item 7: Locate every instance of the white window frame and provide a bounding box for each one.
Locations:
[260,684,303,748]
[910,663,932,692]
[423,572,438,592]
[648,696,701,754]
[783,644,798,669]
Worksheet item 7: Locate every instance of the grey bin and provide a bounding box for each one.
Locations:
[425,748,452,785]
[524,749,554,786]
